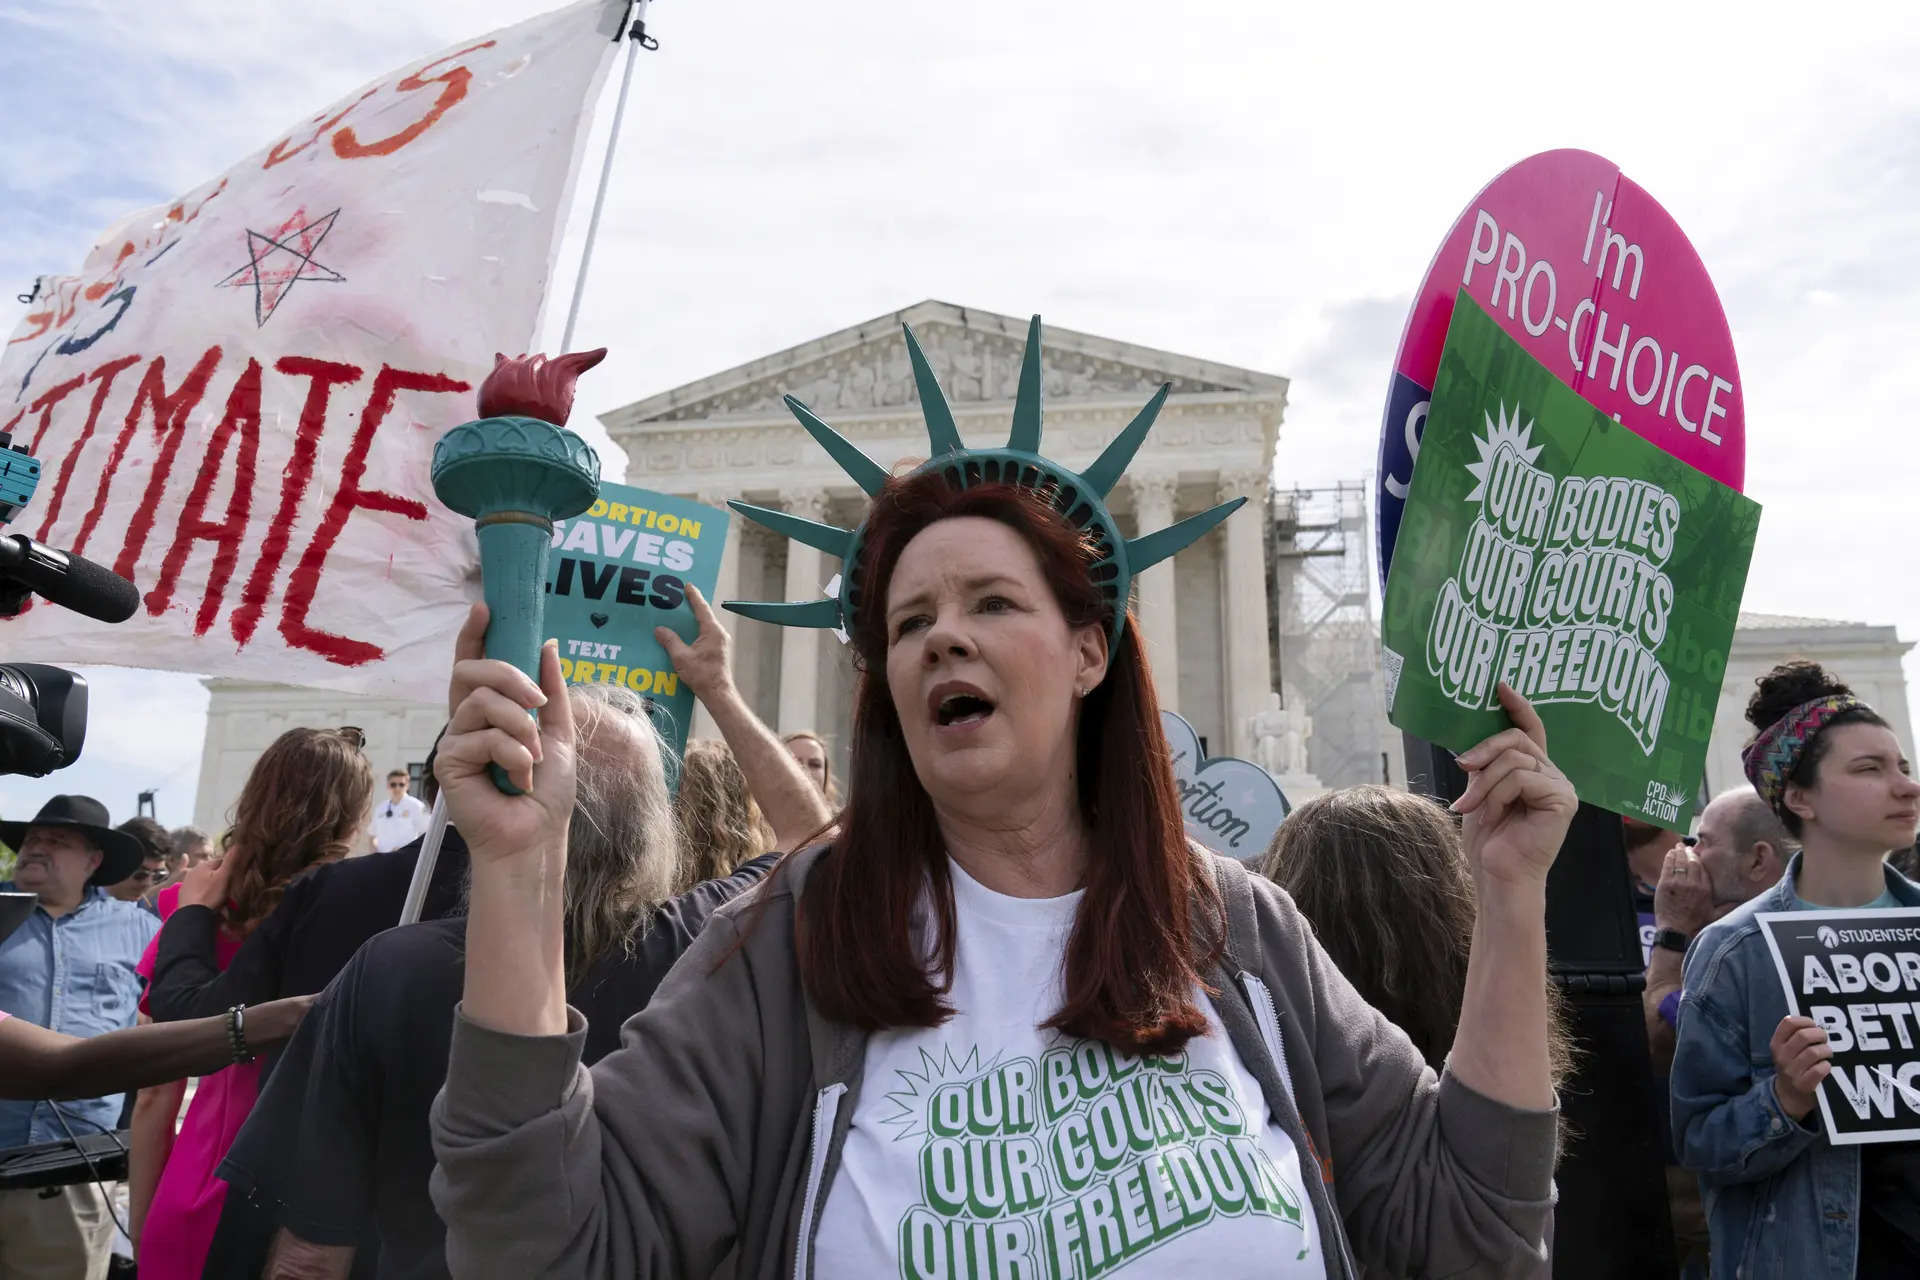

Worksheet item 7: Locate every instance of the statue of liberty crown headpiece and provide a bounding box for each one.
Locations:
[722,316,1246,645]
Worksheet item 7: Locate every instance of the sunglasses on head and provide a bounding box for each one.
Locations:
[336,726,367,750]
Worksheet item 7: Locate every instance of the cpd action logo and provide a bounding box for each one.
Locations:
[1816,925,1841,949]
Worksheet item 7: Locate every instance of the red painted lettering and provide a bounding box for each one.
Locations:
[82,244,136,303]
[21,372,90,458]
[146,360,262,631]
[68,348,220,561]
[279,365,467,665]
[230,356,364,647]
[331,42,495,159]
[112,347,229,579]
[31,356,141,542]
[263,90,377,170]
[7,305,54,346]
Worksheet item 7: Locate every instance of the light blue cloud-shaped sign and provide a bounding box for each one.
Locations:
[1162,709,1291,861]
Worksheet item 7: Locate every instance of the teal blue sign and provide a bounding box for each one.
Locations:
[544,482,729,771]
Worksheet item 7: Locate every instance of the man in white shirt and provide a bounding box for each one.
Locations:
[370,771,430,852]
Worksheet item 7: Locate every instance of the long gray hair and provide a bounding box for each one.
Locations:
[563,683,682,987]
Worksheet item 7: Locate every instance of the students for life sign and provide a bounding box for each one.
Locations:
[1758,909,1920,1145]
[0,1,623,702]
[1377,149,1746,590]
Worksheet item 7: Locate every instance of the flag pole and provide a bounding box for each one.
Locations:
[559,0,650,353]
[401,3,652,929]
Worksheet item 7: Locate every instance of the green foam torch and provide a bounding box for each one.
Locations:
[431,348,605,793]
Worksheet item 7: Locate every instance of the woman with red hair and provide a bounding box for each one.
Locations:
[429,322,1572,1279]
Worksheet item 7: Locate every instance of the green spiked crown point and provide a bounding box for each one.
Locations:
[723,315,1246,644]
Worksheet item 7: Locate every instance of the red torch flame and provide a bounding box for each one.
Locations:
[476,348,608,427]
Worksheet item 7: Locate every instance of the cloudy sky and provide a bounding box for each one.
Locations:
[0,0,1915,825]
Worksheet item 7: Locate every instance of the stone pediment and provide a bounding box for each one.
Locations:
[604,300,1286,427]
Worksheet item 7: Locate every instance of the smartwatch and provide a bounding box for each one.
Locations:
[1653,927,1691,955]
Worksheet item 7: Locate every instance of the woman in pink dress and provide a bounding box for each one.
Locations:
[130,727,372,1278]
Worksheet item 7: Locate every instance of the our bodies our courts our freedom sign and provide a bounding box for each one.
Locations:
[1379,294,1759,831]
[1759,909,1920,1145]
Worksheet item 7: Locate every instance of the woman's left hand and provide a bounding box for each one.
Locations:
[1454,683,1578,889]
[178,854,231,910]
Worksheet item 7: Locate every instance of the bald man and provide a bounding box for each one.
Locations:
[1645,788,1794,1060]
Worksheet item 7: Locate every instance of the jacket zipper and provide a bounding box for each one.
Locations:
[1237,970,1296,1103]
[793,1081,846,1280]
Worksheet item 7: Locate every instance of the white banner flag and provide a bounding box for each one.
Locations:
[0,1,624,701]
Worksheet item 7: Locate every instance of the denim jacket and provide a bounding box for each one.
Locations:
[1670,853,1920,1279]
[0,884,159,1146]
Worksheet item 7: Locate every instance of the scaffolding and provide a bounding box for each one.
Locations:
[1267,482,1391,788]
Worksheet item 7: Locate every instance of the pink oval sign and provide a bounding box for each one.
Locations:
[1376,148,1745,586]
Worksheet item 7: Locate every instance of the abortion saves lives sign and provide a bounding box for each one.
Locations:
[1759,910,1920,1145]
[544,482,728,768]
[1380,295,1759,829]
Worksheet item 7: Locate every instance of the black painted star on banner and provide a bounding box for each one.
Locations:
[216,207,346,327]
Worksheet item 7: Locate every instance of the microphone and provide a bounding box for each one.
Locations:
[0,535,139,623]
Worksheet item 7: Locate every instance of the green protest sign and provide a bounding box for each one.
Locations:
[544,482,729,776]
[1381,293,1760,829]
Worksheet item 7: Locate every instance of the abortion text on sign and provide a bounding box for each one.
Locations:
[1758,909,1920,1145]
[544,482,729,771]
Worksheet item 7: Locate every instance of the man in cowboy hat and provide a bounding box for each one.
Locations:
[0,795,160,1280]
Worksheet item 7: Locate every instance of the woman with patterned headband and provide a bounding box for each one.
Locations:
[1672,659,1920,1279]
[426,320,1573,1279]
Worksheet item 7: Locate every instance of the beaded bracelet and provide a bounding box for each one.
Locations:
[226,1004,255,1064]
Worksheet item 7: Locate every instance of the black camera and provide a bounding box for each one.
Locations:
[0,664,86,776]
[0,424,134,776]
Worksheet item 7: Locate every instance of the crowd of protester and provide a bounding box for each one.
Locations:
[0,561,1912,1278]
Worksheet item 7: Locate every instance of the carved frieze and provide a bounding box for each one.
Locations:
[645,323,1241,421]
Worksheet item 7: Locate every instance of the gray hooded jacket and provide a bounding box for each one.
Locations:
[429,848,1557,1278]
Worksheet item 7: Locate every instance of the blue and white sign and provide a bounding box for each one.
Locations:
[1161,710,1291,861]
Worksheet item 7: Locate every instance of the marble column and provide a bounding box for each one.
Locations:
[689,490,744,741]
[1126,473,1182,711]
[777,489,829,735]
[1220,468,1272,760]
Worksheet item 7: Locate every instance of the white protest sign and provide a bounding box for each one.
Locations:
[1758,908,1920,1145]
[1161,709,1290,861]
[0,1,622,701]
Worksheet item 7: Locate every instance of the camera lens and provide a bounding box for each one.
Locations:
[0,664,87,776]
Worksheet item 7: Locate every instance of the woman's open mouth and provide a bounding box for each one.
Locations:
[929,682,996,730]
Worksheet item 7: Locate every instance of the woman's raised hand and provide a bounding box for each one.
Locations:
[434,602,577,867]
[1453,683,1578,890]
[178,852,232,910]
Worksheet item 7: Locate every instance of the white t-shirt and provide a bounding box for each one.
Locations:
[370,792,430,852]
[814,858,1324,1280]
